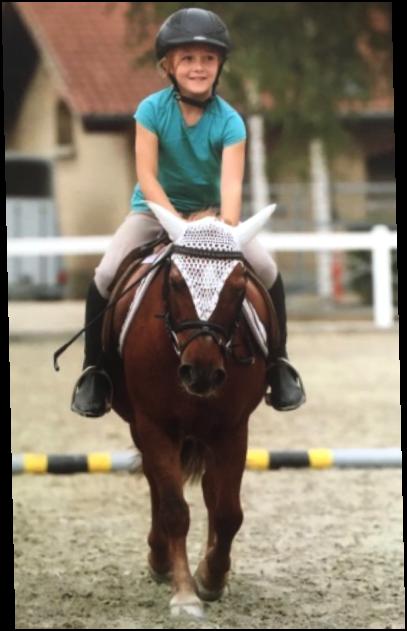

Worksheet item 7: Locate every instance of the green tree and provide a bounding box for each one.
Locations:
[125,2,392,153]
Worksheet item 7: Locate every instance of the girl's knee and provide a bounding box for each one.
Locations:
[93,268,111,299]
[257,264,278,289]
[263,259,278,288]
[245,251,278,288]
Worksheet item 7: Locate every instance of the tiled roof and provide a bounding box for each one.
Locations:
[15,2,166,116]
[14,2,393,118]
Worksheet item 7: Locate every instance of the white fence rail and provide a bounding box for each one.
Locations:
[259,226,397,328]
[7,226,397,328]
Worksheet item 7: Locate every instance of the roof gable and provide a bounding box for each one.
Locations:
[14,2,166,116]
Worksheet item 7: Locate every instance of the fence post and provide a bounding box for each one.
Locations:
[310,139,332,298]
[371,225,394,328]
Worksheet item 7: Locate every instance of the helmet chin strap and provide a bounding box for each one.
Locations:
[173,88,213,109]
[169,64,224,110]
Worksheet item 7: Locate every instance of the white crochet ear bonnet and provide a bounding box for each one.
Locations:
[172,218,241,321]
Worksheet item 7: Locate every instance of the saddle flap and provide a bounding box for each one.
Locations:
[118,244,172,355]
[245,270,281,358]
[101,238,169,356]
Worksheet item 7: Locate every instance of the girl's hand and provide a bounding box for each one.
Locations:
[186,209,217,221]
[221,217,237,226]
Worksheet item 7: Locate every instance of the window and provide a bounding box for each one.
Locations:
[56,100,74,151]
[6,158,52,198]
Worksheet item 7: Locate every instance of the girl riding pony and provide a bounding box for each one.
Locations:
[71,8,305,417]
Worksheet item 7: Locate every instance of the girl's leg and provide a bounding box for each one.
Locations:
[242,237,305,411]
[71,213,164,417]
[94,212,165,298]
[70,278,113,417]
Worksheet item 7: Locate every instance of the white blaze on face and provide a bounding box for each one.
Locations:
[172,218,241,321]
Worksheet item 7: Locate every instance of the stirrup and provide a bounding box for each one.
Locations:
[71,365,113,418]
[265,357,306,411]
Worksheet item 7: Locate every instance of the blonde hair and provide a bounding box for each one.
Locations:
[157,58,169,79]
[157,50,183,78]
[157,47,222,79]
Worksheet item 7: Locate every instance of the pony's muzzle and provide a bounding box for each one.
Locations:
[178,363,226,396]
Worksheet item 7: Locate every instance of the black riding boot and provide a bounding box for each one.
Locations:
[71,280,113,417]
[265,274,306,411]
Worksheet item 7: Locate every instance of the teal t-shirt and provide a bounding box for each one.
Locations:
[131,87,246,214]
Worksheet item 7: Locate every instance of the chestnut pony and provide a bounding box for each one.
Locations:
[110,203,277,618]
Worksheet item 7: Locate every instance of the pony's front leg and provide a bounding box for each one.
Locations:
[195,422,248,601]
[140,426,204,619]
[145,474,172,583]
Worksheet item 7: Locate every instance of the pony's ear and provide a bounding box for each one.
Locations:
[233,204,276,247]
[146,201,187,241]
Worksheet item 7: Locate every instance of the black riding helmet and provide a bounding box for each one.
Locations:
[156,8,231,60]
[155,8,232,109]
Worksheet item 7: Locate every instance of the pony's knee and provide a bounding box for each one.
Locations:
[148,529,168,551]
[214,507,243,540]
[160,492,190,537]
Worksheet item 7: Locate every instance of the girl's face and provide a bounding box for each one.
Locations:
[166,45,222,101]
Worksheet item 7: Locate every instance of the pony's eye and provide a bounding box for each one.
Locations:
[169,272,185,289]
[232,278,246,296]
[171,279,183,290]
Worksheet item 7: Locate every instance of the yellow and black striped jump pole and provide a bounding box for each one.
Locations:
[246,448,401,469]
[12,448,401,474]
[12,452,142,474]
[246,448,333,470]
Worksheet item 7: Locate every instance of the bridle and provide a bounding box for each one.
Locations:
[53,241,256,372]
[157,245,256,365]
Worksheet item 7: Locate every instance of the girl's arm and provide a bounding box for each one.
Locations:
[135,123,180,216]
[220,140,246,226]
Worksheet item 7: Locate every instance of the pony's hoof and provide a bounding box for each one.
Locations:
[170,593,204,619]
[194,571,225,602]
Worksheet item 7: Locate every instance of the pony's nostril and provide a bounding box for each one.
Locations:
[212,368,226,388]
[179,364,194,385]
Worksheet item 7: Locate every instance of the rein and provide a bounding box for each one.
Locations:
[53,243,255,371]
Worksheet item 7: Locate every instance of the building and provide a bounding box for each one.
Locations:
[4,2,394,297]
[5,1,165,296]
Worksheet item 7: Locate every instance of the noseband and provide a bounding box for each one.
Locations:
[157,245,255,364]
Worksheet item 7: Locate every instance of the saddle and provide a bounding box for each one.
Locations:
[101,234,169,356]
[245,267,280,357]
[101,238,280,363]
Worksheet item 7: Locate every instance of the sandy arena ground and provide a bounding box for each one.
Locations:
[11,303,402,629]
